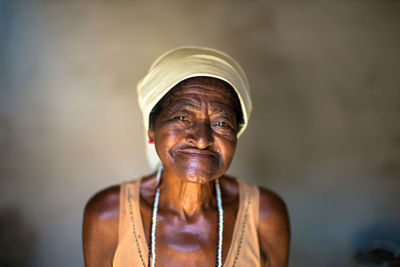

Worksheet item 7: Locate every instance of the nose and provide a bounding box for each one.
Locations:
[188,119,214,149]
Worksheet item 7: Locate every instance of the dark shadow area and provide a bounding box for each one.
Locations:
[0,207,36,267]
[350,219,400,266]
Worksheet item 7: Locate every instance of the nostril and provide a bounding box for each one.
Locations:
[186,121,214,149]
[196,137,211,150]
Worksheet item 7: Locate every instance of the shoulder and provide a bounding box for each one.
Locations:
[82,185,120,266]
[258,186,289,223]
[256,185,290,267]
[233,178,288,221]
[83,184,120,222]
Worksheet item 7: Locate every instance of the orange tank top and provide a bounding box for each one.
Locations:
[113,178,261,267]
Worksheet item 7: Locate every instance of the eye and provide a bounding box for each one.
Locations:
[213,120,232,129]
[175,115,188,122]
[217,121,227,127]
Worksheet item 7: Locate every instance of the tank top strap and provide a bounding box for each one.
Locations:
[113,179,148,267]
[240,180,260,230]
[223,179,261,267]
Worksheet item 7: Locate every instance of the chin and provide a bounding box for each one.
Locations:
[180,168,216,184]
[184,174,210,184]
[163,157,228,184]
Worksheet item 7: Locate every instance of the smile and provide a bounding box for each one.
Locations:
[175,148,217,158]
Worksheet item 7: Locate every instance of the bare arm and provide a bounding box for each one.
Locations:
[82,185,120,267]
[258,187,290,267]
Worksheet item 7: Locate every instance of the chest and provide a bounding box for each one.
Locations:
[113,179,262,267]
[140,203,238,267]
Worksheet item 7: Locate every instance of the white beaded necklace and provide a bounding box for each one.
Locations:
[148,166,224,267]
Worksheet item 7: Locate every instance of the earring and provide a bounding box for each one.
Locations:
[148,139,154,144]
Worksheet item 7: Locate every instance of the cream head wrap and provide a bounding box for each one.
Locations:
[137,46,252,169]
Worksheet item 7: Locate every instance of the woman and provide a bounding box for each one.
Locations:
[82,47,290,267]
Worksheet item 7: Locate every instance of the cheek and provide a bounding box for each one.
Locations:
[154,126,184,158]
[216,137,237,164]
[154,121,182,141]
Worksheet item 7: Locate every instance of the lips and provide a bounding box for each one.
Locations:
[175,148,217,158]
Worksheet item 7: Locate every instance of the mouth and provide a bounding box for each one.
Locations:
[175,148,217,158]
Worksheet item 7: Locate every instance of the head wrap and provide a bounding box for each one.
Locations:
[137,46,252,169]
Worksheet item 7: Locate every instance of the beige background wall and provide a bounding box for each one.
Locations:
[1,1,400,266]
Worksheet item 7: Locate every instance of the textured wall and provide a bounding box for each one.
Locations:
[1,1,400,266]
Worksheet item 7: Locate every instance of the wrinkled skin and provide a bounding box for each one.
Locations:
[149,77,239,184]
[82,77,290,267]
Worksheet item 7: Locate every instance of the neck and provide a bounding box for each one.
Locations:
[157,169,215,219]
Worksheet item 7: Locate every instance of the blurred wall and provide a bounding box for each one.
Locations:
[1,1,400,266]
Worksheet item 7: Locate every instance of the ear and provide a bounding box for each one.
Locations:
[148,127,155,142]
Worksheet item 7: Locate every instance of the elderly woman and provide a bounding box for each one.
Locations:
[82,47,290,267]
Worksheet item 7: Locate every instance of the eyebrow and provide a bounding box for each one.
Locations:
[205,96,237,117]
[165,99,236,119]
[166,100,199,113]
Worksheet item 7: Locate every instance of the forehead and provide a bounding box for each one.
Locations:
[164,77,237,107]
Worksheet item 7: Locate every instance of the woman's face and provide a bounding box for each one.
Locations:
[148,77,239,184]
